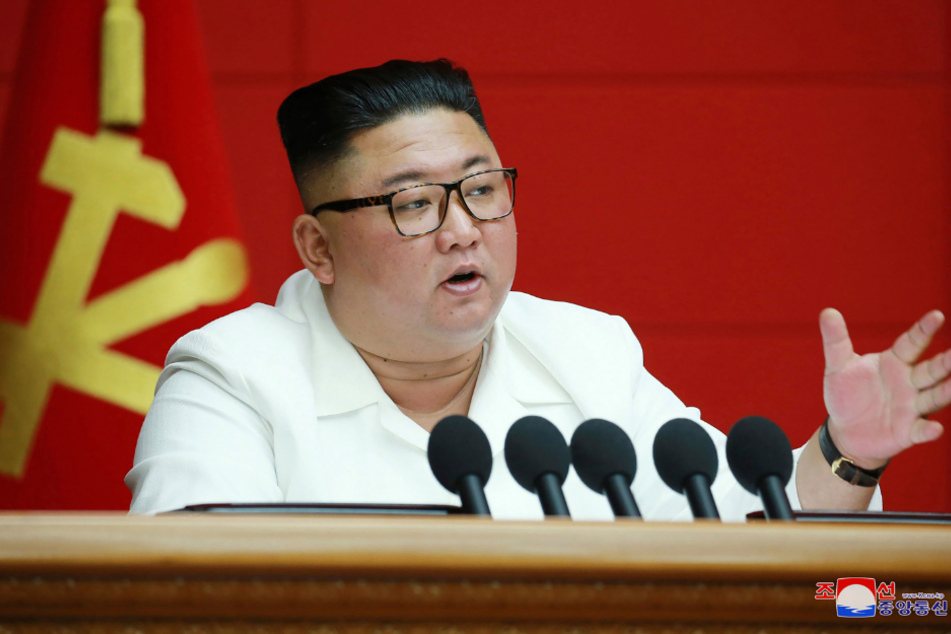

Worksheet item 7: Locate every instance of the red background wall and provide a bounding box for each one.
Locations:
[1,1,948,511]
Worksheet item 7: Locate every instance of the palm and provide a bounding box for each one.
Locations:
[820,309,950,466]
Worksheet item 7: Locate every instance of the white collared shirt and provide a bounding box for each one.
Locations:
[127,271,880,518]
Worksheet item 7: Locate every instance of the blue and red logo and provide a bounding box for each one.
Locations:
[815,579,947,618]
[834,577,877,617]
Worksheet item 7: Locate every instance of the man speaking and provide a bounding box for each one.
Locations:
[126,60,950,519]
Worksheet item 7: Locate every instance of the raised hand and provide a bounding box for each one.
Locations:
[819,308,950,468]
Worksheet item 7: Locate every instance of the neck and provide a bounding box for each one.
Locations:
[356,343,485,432]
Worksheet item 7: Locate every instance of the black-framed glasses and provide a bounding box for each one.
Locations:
[310,168,518,237]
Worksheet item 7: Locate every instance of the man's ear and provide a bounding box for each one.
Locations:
[293,214,334,284]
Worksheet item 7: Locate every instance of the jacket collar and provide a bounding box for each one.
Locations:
[496,293,638,426]
[282,272,386,417]
[469,322,572,457]
[281,273,574,451]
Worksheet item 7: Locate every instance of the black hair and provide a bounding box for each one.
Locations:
[277,59,489,184]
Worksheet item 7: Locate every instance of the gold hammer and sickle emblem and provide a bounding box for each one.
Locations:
[0,127,249,478]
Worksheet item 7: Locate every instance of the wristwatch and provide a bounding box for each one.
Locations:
[818,417,888,487]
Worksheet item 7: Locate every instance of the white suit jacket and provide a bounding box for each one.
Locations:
[128,271,879,518]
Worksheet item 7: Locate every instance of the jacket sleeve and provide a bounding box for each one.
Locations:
[125,327,283,514]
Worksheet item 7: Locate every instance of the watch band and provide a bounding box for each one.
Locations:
[818,417,888,487]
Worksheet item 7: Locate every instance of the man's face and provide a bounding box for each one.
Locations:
[297,108,518,362]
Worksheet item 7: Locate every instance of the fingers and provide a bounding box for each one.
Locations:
[892,310,945,365]
[819,308,855,374]
[908,418,945,445]
[915,376,951,416]
[911,348,951,390]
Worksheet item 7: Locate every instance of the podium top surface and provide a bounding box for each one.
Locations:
[0,512,948,582]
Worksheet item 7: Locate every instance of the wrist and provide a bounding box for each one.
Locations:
[820,417,889,487]
[825,417,890,470]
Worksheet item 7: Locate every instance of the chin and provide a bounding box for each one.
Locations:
[435,304,504,346]
[430,319,492,346]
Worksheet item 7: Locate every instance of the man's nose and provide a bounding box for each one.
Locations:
[435,190,481,252]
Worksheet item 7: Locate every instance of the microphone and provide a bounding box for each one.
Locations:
[427,415,493,516]
[726,415,795,521]
[570,419,641,518]
[504,416,572,517]
[653,418,721,519]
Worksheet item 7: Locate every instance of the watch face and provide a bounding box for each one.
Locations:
[833,458,878,487]
[822,421,885,487]
[832,458,857,484]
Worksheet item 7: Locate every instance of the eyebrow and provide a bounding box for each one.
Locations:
[380,155,492,189]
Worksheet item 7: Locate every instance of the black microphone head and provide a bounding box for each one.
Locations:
[504,415,571,492]
[726,415,794,493]
[652,418,719,493]
[427,415,493,492]
[570,418,637,493]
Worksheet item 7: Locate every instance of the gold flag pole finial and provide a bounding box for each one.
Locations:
[101,0,144,127]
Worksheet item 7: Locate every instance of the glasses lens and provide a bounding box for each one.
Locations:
[462,171,515,220]
[391,185,446,236]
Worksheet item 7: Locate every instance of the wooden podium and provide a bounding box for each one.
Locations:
[0,513,949,632]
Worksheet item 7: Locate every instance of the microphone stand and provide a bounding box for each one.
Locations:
[759,475,794,521]
[603,473,641,518]
[457,473,491,516]
[683,473,720,519]
[535,473,570,517]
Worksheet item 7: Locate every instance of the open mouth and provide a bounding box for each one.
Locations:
[446,271,478,284]
[441,269,483,295]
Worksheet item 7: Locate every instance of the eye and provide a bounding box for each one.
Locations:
[467,185,494,197]
[395,199,429,212]
[463,173,504,198]
[393,191,440,213]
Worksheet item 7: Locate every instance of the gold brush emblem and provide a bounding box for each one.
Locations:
[0,128,248,478]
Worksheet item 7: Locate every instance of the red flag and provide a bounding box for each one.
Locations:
[0,0,252,509]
